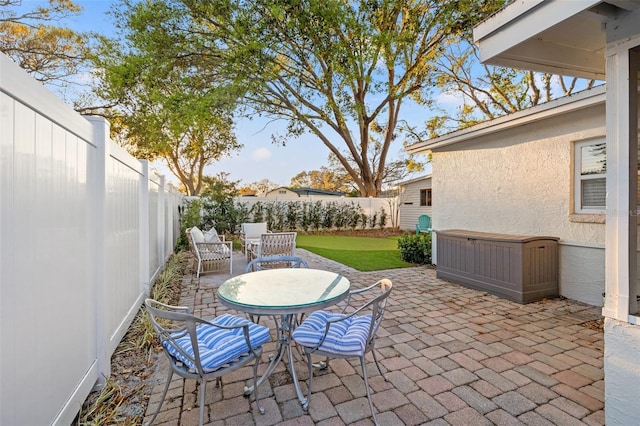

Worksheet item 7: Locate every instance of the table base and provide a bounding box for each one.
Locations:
[244,313,309,409]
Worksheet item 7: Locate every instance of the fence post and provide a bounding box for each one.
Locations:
[86,116,110,386]
[158,175,166,263]
[140,161,150,295]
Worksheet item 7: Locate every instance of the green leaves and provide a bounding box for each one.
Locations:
[93,0,243,195]
[0,0,90,85]
[398,232,432,264]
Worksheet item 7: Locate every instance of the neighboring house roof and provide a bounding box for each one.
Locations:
[291,188,345,196]
[263,187,299,197]
[398,174,432,187]
[406,85,606,154]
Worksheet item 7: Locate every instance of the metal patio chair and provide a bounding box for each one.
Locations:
[245,255,309,272]
[144,299,270,426]
[292,279,393,425]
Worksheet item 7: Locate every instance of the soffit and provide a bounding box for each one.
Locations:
[474,0,640,79]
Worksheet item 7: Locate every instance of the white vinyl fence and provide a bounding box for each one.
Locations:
[0,54,183,425]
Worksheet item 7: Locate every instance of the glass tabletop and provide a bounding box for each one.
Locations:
[218,268,350,315]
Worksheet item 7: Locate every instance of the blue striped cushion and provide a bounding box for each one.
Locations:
[292,311,372,356]
[164,314,270,373]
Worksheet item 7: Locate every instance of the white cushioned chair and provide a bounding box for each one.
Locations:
[188,226,232,277]
[239,222,269,258]
[292,279,392,425]
[145,299,270,426]
[249,231,297,260]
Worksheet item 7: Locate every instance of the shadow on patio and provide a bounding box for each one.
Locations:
[144,249,604,425]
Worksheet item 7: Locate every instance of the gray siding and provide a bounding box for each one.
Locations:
[399,178,432,231]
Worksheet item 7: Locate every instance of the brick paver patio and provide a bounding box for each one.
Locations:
[144,249,604,425]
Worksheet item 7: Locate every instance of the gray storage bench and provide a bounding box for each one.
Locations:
[436,229,559,304]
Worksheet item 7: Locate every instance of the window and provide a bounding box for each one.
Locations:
[420,189,432,207]
[574,139,606,213]
[279,190,287,195]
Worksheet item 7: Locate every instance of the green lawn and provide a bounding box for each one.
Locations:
[296,234,414,271]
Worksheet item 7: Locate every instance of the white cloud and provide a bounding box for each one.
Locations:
[251,147,272,161]
[436,90,465,109]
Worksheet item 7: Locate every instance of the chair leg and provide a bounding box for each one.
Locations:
[253,354,265,414]
[146,368,173,426]
[360,355,379,425]
[303,352,314,411]
[371,349,387,381]
[198,378,206,426]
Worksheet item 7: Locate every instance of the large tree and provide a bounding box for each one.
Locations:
[124,0,502,196]
[92,0,242,195]
[0,0,90,92]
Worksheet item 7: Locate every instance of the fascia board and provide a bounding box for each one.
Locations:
[406,85,606,154]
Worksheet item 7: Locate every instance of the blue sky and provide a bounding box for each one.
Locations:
[30,0,437,187]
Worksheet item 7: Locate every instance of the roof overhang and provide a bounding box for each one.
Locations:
[406,85,606,154]
[474,0,640,80]
[398,174,432,187]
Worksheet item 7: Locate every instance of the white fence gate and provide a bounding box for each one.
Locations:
[1,54,183,425]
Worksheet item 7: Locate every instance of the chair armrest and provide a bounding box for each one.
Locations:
[196,241,232,253]
[339,280,382,313]
[146,298,192,315]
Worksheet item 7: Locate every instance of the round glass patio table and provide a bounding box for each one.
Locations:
[218,268,350,315]
[218,268,350,409]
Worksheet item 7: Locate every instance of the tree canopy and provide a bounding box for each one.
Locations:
[290,166,352,194]
[0,0,91,93]
[91,0,242,195]
[115,0,504,196]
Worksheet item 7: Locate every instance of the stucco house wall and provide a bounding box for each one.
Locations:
[399,176,432,231]
[429,92,607,306]
[469,3,640,424]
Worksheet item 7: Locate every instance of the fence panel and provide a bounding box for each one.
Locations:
[1,56,98,425]
[103,138,146,362]
[0,53,183,425]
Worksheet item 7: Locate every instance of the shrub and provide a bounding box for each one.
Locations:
[369,211,378,229]
[309,201,323,230]
[286,202,300,230]
[359,213,368,229]
[397,232,432,264]
[251,201,264,223]
[378,206,388,229]
[175,198,203,252]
